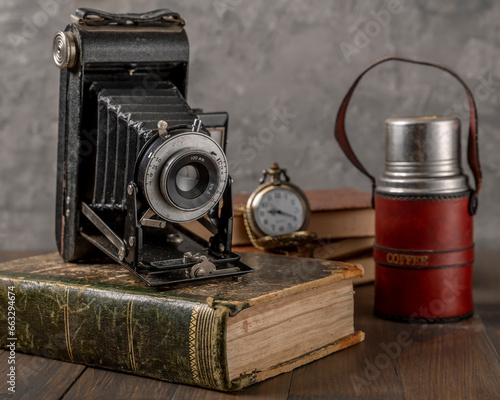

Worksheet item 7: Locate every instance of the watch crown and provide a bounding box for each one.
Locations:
[260,162,289,185]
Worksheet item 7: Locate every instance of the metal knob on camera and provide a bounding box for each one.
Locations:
[53,31,78,69]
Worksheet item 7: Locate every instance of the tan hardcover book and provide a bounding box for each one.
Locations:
[0,252,364,391]
[344,254,375,286]
[313,237,375,260]
[183,188,375,245]
[234,245,376,286]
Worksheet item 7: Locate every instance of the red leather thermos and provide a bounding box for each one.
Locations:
[335,57,482,322]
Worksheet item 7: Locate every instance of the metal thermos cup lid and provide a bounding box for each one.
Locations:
[377,116,470,195]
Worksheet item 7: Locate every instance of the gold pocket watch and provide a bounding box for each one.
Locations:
[237,163,316,254]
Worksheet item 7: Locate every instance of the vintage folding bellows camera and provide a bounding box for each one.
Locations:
[53,8,252,286]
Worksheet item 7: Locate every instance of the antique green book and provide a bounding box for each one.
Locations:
[0,252,364,391]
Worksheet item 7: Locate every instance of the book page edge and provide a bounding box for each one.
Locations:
[228,330,365,391]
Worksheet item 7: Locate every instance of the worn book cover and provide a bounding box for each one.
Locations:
[0,252,364,391]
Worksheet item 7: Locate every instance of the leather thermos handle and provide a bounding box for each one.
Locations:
[334,56,482,215]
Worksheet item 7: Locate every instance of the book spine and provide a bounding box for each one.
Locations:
[0,275,232,391]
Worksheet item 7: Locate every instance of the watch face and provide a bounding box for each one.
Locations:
[253,187,306,236]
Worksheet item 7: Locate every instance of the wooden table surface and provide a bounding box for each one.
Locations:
[1,250,499,399]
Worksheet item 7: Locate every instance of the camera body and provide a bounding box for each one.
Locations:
[54,8,252,286]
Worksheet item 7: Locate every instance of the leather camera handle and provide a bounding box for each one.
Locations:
[334,56,482,215]
[75,8,185,26]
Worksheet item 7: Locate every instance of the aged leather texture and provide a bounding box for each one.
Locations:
[374,195,474,321]
[0,252,363,391]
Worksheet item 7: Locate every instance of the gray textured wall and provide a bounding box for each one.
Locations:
[0,0,499,250]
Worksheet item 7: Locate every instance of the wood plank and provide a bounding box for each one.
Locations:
[62,368,179,400]
[386,249,500,399]
[287,250,500,399]
[478,305,500,358]
[394,314,500,400]
[287,285,405,400]
[472,249,500,361]
[0,351,85,399]
[171,372,292,400]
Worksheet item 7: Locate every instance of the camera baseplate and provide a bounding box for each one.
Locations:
[80,178,253,287]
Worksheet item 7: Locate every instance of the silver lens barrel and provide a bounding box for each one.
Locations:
[160,149,219,211]
[377,116,470,195]
[139,132,228,223]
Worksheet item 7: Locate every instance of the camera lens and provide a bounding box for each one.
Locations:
[139,132,228,223]
[161,151,219,210]
[175,164,208,199]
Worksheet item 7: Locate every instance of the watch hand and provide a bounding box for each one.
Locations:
[267,202,278,214]
[267,209,294,218]
[269,202,278,211]
[276,210,295,218]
